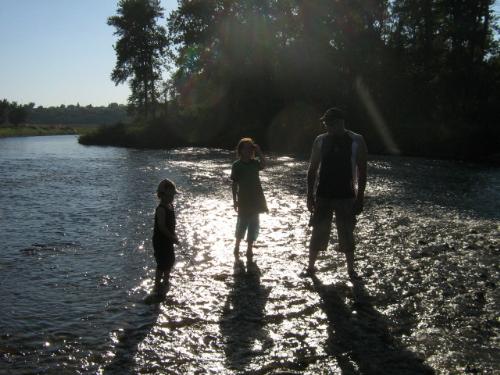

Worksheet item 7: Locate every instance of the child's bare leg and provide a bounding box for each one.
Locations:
[154,267,163,295]
[159,270,170,295]
[234,238,242,257]
[246,215,258,259]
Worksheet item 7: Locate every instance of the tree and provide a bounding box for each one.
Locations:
[108,0,168,118]
[96,0,500,158]
[387,0,499,156]
[0,99,9,124]
[7,102,30,126]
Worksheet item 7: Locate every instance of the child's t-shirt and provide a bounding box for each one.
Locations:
[231,159,268,216]
[153,204,176,252]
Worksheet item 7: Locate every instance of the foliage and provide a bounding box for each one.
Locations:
[163,0,499,159]
[0,101,33,126]
[0,99,129,126]
[0,99,9,123]
[0,125,88,138]
[79,119,184,148]
[97,0,499,161]
[108,0,169,118]
[28,103,129,125]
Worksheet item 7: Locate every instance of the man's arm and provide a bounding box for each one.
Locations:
[354,136,368,214]
[307,161,320,212]
[307,137,321,212]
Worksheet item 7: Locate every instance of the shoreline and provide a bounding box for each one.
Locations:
[78,136,500,166]
[1,125,498,165]
[0,124,98,138]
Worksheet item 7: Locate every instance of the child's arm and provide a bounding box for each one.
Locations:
[232,181,238,212]
[254,144,266,169]
[156,207,179,243]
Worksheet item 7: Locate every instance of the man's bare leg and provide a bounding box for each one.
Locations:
[308,246,319,273]
[246,240,254,259]
[346,251,354,275]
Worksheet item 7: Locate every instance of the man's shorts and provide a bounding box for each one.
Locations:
[236,213,260,242]
[309,197,356,253]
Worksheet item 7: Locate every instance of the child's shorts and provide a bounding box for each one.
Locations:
[235,213,259,242]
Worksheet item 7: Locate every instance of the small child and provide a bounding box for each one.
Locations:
[151,178,179,299]
[231,138,268,258]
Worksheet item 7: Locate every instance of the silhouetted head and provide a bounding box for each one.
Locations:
[236,137,255,160]
[157,178,180,200]
[321,107,345,134]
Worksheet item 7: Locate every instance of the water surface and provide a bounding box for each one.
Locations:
[0,135,498,374]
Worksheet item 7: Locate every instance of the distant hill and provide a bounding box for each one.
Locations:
[27,103,129,126]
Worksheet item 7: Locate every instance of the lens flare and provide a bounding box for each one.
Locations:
[355,76,400,155]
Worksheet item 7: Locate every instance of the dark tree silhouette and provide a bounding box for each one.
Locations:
[0,99,9,124]
[6,102,32,126]
[85,0,500,161]
[108,0,168,118]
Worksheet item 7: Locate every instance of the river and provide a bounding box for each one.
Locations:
[0,135,498,374]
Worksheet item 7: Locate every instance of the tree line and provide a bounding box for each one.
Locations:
[84,0,500,160]
[0,99,129,126]
[0,100,32,126]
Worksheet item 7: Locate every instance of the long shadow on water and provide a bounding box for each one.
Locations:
[103,301,160,374]
[220,258,272,371]
[311,275,435,375]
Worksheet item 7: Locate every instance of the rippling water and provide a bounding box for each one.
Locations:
[0,135,498,374]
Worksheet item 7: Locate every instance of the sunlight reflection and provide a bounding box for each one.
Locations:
[113,151,451,373]
[355,76,400,154]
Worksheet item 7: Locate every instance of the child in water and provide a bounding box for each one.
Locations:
[231,138,268,258]
[151,178,179,299]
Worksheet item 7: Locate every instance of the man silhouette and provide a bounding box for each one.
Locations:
[305,107,368,278]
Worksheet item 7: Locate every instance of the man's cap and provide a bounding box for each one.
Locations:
[320,107,345,124]
[157,179,180,194]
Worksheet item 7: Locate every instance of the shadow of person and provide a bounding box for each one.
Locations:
[310,275,435,375]
[220,258,272,371]
[103,301,161,374]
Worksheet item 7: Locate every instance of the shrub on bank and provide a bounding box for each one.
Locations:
[78,120,188,149]
[0,125,80,138]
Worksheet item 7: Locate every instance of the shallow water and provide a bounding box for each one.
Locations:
[0,135,498,374]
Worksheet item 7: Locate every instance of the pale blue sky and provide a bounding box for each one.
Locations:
[0,0,177,107]
[0,1,498,107]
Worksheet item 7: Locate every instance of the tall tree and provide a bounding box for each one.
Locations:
[7,102,32,126]
[159,0,500,157]
[0,99,9,124]
[108,0,168,118]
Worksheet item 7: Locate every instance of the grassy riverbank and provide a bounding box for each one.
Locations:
[0,124,98,138]
[78,121,206,149]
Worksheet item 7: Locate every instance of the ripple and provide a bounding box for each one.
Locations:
[0,136,498,373]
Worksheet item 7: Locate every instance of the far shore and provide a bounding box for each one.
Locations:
[2,123,498,165]
[0,124,99,138]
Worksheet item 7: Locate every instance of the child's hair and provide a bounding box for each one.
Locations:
[156,178,179,199]
[236,137,254,157]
